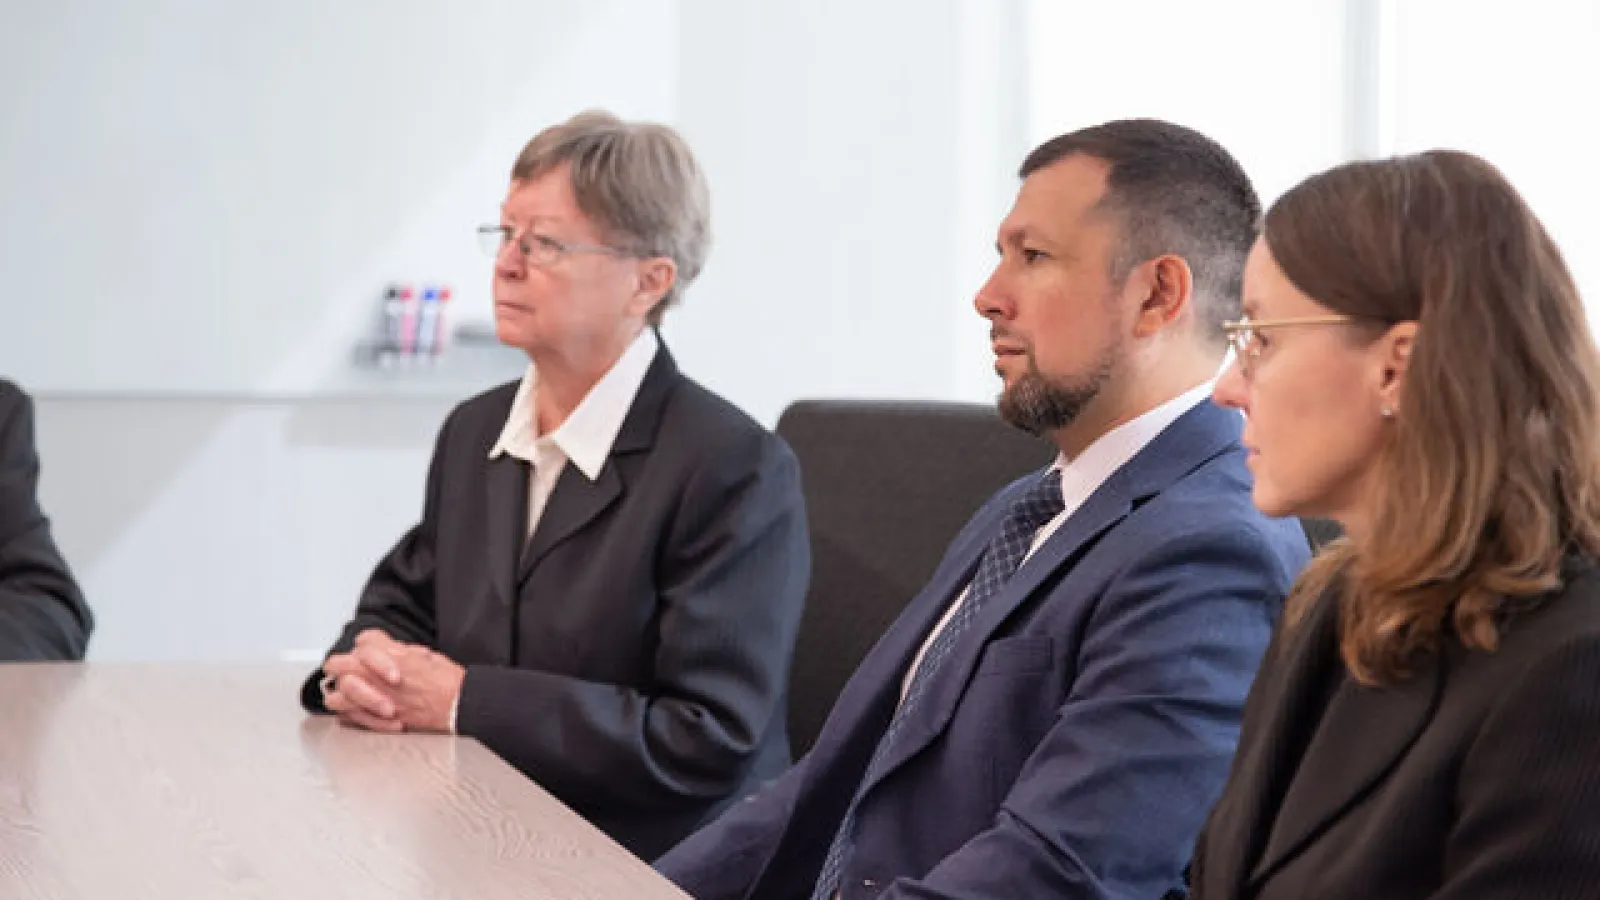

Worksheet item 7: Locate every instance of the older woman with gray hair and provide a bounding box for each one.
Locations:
[301,110,811,860]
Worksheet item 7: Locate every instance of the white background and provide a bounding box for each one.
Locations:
[4,0,1594,660]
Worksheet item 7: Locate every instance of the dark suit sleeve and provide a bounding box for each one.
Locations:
[0,384,91,662]
[881,527,1285,900]
[455,431,809,817]
[1434,632,1600,900]
[1182,610,1301,900]
[300,407,454,712]
[654,751,809,896]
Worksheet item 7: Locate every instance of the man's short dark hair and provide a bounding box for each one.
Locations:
[1021,119,1260,343]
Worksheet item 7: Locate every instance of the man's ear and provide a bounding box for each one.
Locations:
[1130,254,1194,339]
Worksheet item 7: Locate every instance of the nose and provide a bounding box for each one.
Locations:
[1213,358,1249,411]
[495,238,525,280]
[974,265,1010,321]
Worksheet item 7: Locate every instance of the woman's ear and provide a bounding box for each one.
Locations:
[627,257,677,320]
[1377,321,1418,416]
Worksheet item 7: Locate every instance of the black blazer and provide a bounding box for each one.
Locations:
[0,380,91,661]
[1189,558,1600,900]
[301,346,811,860]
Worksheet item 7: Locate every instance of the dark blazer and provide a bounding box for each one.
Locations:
[0,380,91,662]
[301,346,811,860]
[656,400,1310,900]
[1188,558,1600,900]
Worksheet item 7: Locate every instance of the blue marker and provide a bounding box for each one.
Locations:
[416,287,440,359]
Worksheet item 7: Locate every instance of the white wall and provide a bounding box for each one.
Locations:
[10,0,686,660]
[4,0,1032,414]
[11,0,1030,661]
[34,398,452,661]
[23,0,1591,663]
[1386,0,1600,310]
[1026,0,1600,314]
[30,0,1581,663]
[1028,0,1350,208]
[1,0,678,396]
[665,0,1030,422]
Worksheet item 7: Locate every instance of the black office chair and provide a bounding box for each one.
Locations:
[775,399,1336,758]
[775,400,1054,757]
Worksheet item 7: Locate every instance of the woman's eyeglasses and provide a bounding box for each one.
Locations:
[476,225,632,268]
[1221,315,1359,379]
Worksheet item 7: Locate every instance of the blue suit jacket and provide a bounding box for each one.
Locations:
[655,400,1310,899]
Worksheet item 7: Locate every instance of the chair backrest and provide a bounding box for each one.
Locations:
[775,399,1055,757]
[774,398,1331,758]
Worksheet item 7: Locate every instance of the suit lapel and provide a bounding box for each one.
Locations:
[484,449,529,609]
[1236,553,1594,889]
[1199,586,1342,899]
[518,463,622,580]
[1246,626,1442,888]
[808,516,997,765]
[515,338,679,583]
[860,483,1133,790]
[859,400,1245,795]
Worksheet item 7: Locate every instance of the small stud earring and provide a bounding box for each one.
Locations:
[1381,406,1396,419]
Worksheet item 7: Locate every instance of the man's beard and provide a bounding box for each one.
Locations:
[997,345,1119,436]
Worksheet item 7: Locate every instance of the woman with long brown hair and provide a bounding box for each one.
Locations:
[1187,150,1600,899]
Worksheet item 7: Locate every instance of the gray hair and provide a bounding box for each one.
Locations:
[511,110,711,322]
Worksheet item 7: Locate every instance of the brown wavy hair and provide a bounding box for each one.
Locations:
[1267,150,1600,685]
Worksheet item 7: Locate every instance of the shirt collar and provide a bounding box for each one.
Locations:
[487,328,660,481]
[1050,380,1215,514]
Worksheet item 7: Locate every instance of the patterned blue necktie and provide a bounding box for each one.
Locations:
[810,468,1066,899]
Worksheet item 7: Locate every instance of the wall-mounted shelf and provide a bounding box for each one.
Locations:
[33,341,527,405]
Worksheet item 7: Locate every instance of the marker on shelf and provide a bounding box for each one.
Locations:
[397,285,419,363]
[379,284,405,367]
[433,287,453,358]
[416,287,440,360]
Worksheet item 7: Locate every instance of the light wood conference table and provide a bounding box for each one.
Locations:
[0,664,690,900]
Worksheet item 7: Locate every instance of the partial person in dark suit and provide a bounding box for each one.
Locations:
[1188,151,1600,899]
[0,380,91,662]
[301,111,810,860]
[656,120,1310,899]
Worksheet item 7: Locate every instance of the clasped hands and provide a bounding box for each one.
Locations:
[320,629,464,734]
